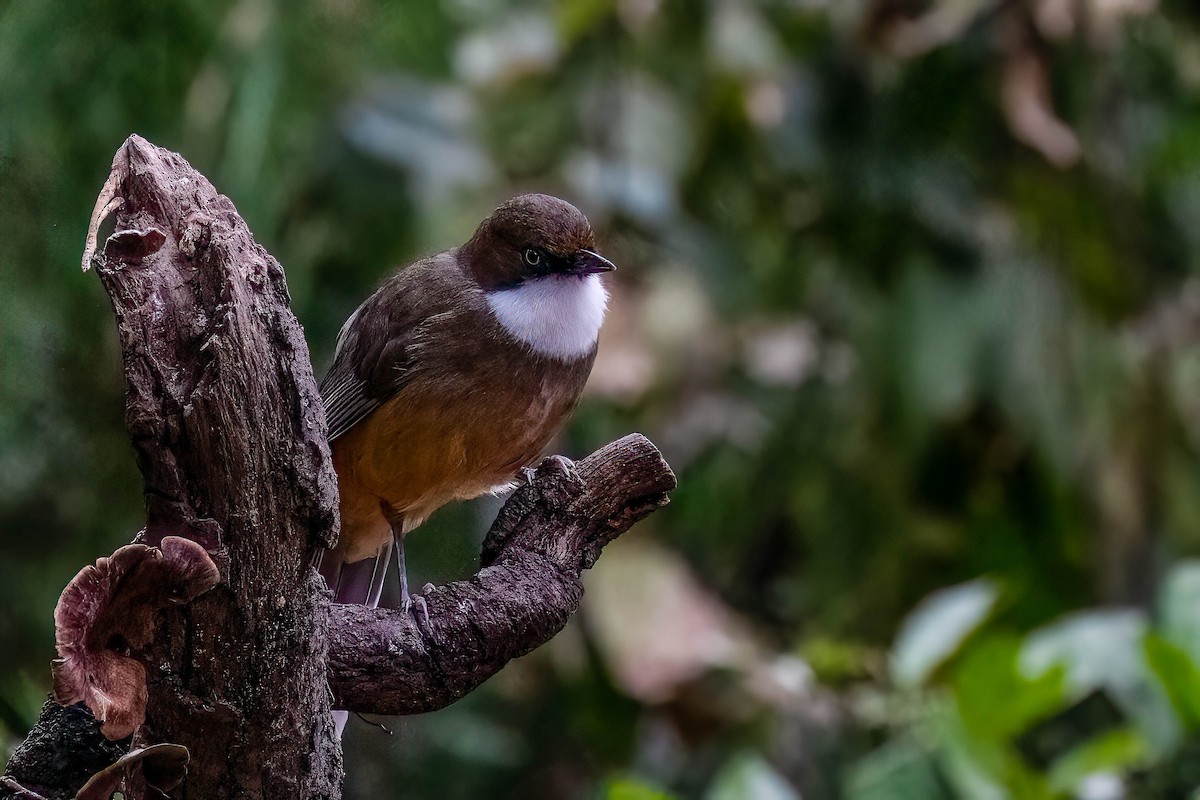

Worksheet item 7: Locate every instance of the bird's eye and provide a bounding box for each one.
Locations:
[523,248,542,268]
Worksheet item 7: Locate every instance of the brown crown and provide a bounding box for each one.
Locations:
[462,194,597,290]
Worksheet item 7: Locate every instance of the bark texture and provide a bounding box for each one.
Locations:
[79,135,342,798]
[1,136,676,799]
[331,438,674,714]
[0,700,128,800]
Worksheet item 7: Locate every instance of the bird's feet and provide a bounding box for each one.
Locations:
[401,584,433,631]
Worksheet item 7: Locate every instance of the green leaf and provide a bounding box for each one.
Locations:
[847,738,955,800]
[892,579,1001,687]
[706,753,798,800]
[1144,633,1200,730]
[1015,690,1126,769]
[1159,561,1200,664]
[1022,610,1179,754]
[1046,728,1147,794]
[951,634,1067,743]
[601,777,677,800]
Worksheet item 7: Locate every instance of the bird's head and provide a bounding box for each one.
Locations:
[462,194,616,290]
[463,194,615,360]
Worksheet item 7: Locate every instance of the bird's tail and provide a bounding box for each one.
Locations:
[316,541,393,738]
[317,540,392,607]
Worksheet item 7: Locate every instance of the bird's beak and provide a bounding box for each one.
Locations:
[573,249,617,275]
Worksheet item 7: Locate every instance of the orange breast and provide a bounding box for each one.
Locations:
[329,352,590,564]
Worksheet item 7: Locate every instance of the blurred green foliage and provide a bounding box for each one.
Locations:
[5,0,1200,797]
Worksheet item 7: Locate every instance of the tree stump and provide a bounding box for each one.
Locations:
[1,136,675,800]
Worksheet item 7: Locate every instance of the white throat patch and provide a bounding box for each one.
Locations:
[486,274,609,360]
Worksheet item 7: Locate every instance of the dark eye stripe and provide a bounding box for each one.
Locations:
[521,247,572,277]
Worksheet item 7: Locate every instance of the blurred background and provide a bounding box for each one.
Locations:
[4,0,1200,797]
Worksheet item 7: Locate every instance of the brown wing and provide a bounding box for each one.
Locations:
[319,253,468,442]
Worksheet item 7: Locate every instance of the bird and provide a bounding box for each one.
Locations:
[316,193,615,620]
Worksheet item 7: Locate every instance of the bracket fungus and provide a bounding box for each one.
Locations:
[52,536,219,740]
